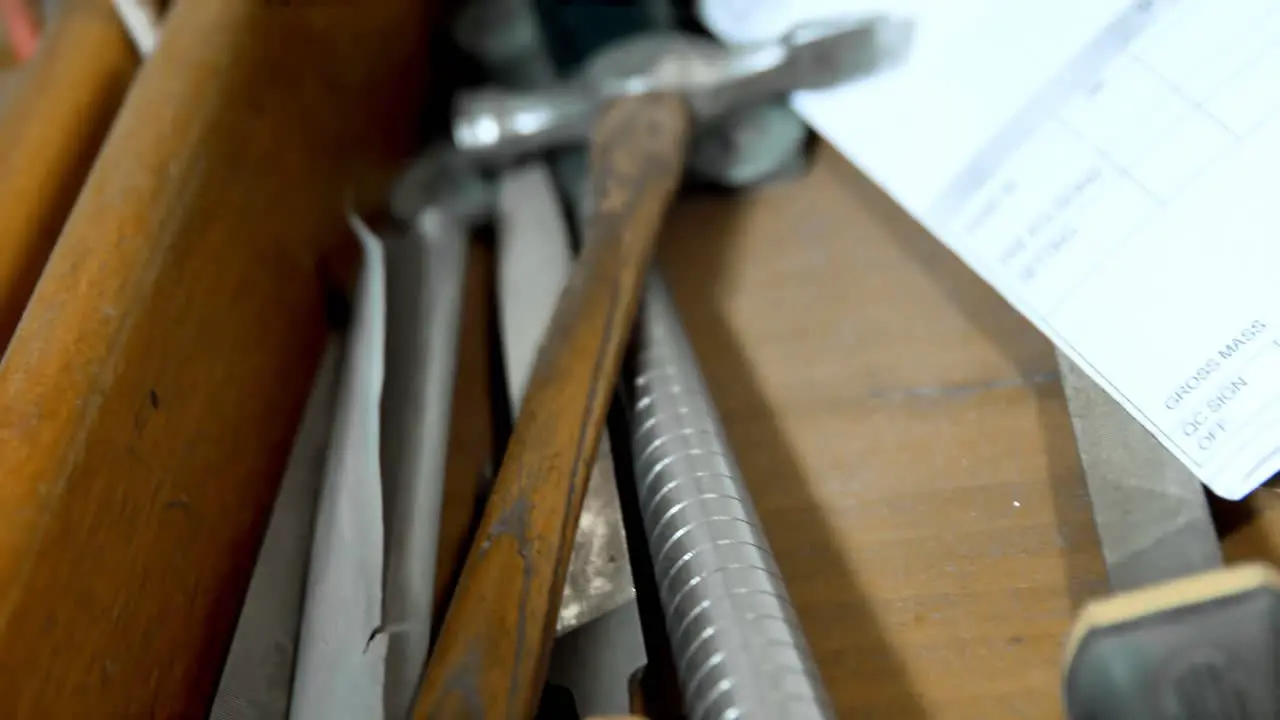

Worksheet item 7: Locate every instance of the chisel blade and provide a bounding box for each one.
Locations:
[1059,352,1222,593]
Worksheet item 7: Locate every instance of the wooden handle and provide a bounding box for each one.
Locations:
[414,93,691,720]
[0,0,136,354]
[0,0,437,714]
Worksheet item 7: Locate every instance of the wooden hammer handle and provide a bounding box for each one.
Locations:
[414,93,691,720]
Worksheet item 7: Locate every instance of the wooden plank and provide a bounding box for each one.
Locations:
[0,0,439,715]
[0,0,136,354]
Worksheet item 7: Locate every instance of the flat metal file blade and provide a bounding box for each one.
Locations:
[1058,352,1222,593]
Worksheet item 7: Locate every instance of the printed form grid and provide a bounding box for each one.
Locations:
[948,0,1280,475]
[955,0,1280,317]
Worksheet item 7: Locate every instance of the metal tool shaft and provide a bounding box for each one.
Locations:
[453,16,911,164]
[380,147,492,717]
[380,214,470,717]
[626,274,832,720]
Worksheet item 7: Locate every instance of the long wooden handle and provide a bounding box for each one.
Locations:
[0,0,136,354]
[414,93,691,720]
[0,0,436,714]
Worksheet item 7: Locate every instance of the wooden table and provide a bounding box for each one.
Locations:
[645,142,1280,718]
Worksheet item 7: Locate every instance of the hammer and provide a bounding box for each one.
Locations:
[415,17,910,719]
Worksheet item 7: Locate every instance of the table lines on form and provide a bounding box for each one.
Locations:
[950,0,1280,318]
[936,0,1280,490]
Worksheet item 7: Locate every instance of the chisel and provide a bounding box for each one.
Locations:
[1058,356,1280,718]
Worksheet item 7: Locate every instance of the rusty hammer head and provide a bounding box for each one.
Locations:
[451,16,913,167]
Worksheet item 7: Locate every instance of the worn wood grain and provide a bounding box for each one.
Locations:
[415,94,691,720]
[0,19,10,66]
[0,0,438,715]
[651,139,1280,716]
[0,0,136,355]
[0,4,15,67]
[653,143,1110,718]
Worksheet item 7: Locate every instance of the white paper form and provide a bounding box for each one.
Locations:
[702,0,1280,499]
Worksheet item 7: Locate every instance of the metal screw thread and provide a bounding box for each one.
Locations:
[627,274,833,720]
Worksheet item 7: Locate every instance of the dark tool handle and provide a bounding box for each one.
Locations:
[414,93,691,720]
[1064,562,1280,719]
